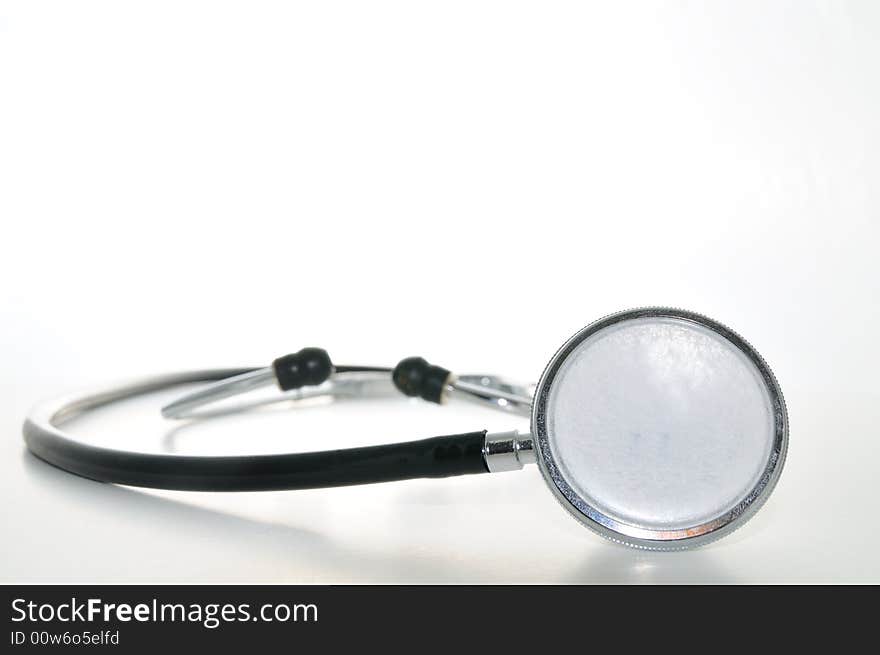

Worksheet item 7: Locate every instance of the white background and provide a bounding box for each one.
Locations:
[1,1,878,583]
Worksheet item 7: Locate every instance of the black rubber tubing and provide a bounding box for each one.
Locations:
[24,425,489,492]
[22,369,489,492]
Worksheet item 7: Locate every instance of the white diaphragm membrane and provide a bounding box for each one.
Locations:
[537,312,783,547]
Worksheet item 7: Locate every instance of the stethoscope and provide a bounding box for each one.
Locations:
[23,307,788,550]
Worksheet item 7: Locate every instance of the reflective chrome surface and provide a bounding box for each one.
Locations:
[483,430,536,472]
[163,368,534,419]
[161,368,276,418]
[448,376,534,417]
[531,307,788,551]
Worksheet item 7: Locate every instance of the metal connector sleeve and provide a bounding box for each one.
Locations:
[483,430,535,473]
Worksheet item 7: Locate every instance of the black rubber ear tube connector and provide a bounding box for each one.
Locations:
[273,348,334,391]
[392,357,451,404]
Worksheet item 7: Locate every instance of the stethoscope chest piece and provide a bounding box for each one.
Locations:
[531,308,787,550]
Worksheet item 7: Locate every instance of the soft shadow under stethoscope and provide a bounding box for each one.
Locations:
[563,500,780,584]
[23,448,740,583]
[565,544,733,584]
[21,449,536,583]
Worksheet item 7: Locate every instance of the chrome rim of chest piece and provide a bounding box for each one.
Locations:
[531,308,788,550]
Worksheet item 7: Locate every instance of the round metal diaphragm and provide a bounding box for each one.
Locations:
[532,308,787,550]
